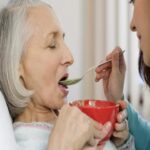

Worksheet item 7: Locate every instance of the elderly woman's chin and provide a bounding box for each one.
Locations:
[48,97,67,110]
[57,98,67,109]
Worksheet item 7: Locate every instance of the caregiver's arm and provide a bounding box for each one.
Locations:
[127,103,150,150]
[117,134,135,150]
[95,47,136,149]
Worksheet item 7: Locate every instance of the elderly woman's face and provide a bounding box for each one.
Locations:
[20,5,74,110]
[130,0,150,66]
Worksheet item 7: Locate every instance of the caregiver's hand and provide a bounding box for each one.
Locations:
[95,47,126,101]
[48,104,112,150]
[111,101,129,147]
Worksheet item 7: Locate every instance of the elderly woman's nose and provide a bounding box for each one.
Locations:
[62,47,74,66]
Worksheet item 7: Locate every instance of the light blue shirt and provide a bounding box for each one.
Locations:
[127,104,150,150]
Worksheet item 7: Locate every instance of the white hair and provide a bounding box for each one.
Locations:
[0,0,51,119]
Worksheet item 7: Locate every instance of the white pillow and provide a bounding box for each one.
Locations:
[0,92,16,150]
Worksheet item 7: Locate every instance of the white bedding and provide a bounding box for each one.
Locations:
[0,92,16,150]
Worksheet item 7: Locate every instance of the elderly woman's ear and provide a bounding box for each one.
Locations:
[19,63,25,86]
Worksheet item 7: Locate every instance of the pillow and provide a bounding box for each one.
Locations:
[0,92,16,150]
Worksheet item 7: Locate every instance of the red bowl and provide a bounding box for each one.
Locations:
[71,99,119,144]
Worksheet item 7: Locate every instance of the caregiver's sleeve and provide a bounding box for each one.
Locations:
[127,104,150,150]
[117,134,135,150]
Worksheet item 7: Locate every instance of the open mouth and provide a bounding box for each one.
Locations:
[58,75,68,89]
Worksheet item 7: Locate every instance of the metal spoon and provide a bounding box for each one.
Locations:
[60,50,125,86]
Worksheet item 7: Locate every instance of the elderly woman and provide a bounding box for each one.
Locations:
[0,0,134,150]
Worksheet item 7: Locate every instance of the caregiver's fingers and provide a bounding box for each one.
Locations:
[106,47,123,61]
[95,68,111,82]
[117,109,127,123]
[117,100,127,110]
[115,119,128,132]
[113,130,129,141]
[106,47,124,73]
[119,50,126,73]
[113,125,129,139]
[113,120,129,138]
[95,62,111,73]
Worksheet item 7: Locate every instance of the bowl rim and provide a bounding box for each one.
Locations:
[70,99,120,109]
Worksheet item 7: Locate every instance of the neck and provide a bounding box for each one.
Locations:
[15,101,57,124]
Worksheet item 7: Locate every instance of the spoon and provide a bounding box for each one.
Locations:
[60,50,125,86]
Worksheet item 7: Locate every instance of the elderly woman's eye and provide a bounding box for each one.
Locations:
[48,41,56,49]
[49,45,56,49]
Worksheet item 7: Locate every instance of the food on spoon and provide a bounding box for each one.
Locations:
[59,78,81,86]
